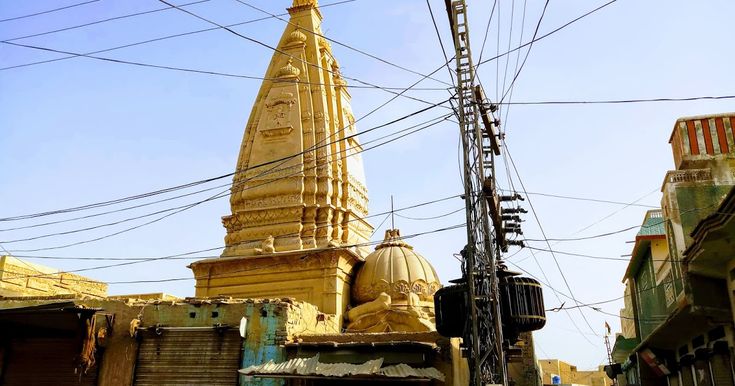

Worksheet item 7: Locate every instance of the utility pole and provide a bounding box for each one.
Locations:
[604,323,619,386]
[446,1,510,384]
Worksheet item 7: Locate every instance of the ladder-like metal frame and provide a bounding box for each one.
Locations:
[450,1,506,385]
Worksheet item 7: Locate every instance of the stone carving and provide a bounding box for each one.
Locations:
[264,92,296,130]
[259,127,293,139]
[345,292,435,333]
[276,59,300,79]
[254,235,276,254]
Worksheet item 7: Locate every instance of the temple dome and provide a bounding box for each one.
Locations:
[352,229,442,305]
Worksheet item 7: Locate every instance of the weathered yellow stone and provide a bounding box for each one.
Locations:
[222,0,371,257]
[0,255,107,298]
[346,229,442,332]
[192,0,373,325]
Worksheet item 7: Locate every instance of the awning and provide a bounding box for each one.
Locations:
[239,354,445,382]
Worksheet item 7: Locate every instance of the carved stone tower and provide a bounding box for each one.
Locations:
[190,0,373,324]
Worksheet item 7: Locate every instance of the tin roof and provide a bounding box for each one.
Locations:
[239,354,445,382]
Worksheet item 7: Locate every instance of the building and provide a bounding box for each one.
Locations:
[507,332,543,386]
[0,1,476,384]
[0,254,107,298]
[538,358,610,386]
[617,113,735,386]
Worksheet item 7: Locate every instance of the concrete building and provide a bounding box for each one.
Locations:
[538,359,610,386]
[0,254,106,298]
[616,113,735,386]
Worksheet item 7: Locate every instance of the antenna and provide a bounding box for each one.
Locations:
[390,195,395,230]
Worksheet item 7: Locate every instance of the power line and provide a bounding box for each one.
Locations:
[3,223,466,282]
[499,0,528,130]
[478,0,618,67]
[0,115,450,245]
[425,0,457,89]
[6,113,453,253]
[0,40,446,92]
[394,207,464,221]
[13,192,463,261]
[476,0,498,66]
[511,190,658,208]
[158,0,448,110]
[0,96,449,223]
[524,246,683,263]
[503,140,600,338]
[499,0,548,103]
[523,225,639,242]
[233,0,452,87]
[500,94,735,105]
[0,0,100,23]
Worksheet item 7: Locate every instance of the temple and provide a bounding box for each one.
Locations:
[190,0,375,323]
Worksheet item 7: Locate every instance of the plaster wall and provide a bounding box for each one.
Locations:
[0,296,337,386]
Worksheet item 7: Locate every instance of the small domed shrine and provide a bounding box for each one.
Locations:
[347,229,442,332]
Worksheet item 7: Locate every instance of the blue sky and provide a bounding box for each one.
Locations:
[1,0,734,369]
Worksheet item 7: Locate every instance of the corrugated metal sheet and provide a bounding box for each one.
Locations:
[710,352,734,385]
[239,354,445,381]
[1,337,98,386]
[133,329,242,386]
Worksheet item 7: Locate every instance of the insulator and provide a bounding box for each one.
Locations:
[507,240,525,247]
[502,207,528,214]
[501,215,521,222]
[500,194,523,201]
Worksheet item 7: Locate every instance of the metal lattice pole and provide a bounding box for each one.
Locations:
[449,1,506,385]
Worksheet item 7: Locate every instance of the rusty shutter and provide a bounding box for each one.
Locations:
[133,328,242,385]
[710,353,734,386]
[668,373,680,386]
[1,337,98,386]
[680,365,695,386]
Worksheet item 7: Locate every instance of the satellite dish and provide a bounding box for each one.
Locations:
[239,317,248,338]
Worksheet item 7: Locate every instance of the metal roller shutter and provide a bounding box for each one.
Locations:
[680,365,695,386]
[133,328,242,386]
[668,373,680,386]
[709,353,734,386]
[1,337,98,386]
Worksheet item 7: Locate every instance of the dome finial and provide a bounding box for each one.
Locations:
[276,58,300,79]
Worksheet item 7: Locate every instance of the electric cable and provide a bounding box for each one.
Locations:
[233,0,452,87]
[394,207,464,221]
[0,113,450,242]
[499,0,548,104]
[157,0,449,110]
[0,97,449,223]
[12,191,463,261]
[6,113,453,252]
[506,190,658,208]
[500,0,528,130]
[503,140,601,338]
[2,223,466,281]
[0,0,100,23]
[478,0,618,67]
[2,0,209,41]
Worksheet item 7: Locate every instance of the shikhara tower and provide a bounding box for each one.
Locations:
[190,0,374,323]
[224,0,372,257]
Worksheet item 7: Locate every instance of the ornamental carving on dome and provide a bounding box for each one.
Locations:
[353,278,438,303]
[352,229,442,305]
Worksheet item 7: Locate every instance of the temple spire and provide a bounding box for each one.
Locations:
[221,1,372,258]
